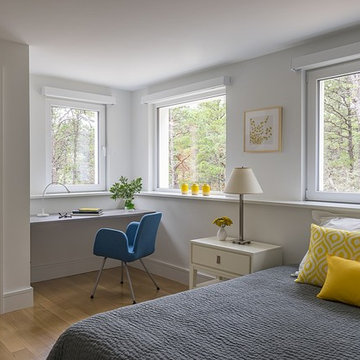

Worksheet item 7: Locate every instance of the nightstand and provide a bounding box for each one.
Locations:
[189,237,282,289]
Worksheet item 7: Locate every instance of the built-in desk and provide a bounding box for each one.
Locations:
[30,209,153,224]
[30,209,154,282]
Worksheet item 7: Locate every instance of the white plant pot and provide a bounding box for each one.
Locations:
[115,199,125,209]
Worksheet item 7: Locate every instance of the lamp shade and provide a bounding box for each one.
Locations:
[224,167,263,194]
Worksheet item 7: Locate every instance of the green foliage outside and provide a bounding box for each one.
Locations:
[110,176,142,209]
[168,97,226,191]
[51,106,97,185]
[323,73,360,193]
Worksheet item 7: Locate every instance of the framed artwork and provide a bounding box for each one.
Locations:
[244,106,282,152]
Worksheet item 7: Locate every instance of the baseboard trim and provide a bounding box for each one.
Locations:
[3,286,33,313]
[130,257,212,285]
[31,256,212,286]
[31,257,120,283]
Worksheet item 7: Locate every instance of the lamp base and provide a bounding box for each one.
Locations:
[232,239,251,245]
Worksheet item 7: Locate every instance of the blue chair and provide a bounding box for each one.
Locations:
[90,212,162,304]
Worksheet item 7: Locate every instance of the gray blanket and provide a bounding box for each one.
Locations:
[47,266,360,360]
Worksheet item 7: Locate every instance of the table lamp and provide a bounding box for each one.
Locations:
[224,167,262,245]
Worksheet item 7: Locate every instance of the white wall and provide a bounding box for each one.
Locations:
[130,27,360,284]
[0,38,32,313]
[30,75,133,214]
[135,196,313,271]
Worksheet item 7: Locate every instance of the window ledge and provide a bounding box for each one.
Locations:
[137,191,360,211]
[30,191,111,200]
[137,191,238,203]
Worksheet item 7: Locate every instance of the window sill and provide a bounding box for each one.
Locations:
[137,191,360,211]
[137,191,238,202]
[30,191,111,200]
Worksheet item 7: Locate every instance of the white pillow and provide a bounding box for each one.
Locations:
[296,213,360,275]
[319,217,360,231]
[312,210,360,226]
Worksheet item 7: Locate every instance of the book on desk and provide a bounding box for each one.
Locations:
[72,208,103,216]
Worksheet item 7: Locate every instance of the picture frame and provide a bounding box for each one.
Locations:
[244,106,282,152]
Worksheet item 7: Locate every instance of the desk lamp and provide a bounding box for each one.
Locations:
[37,182,70,217]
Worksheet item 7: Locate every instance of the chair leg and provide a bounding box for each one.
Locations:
[139,259,160,290]
[120,261,124,284]
[90,257,107,299]
[124,262,136,304]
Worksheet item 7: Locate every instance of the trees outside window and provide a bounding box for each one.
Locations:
[47,99,105,192]
[307,60,360,203]
[320,73,360,193]
[158,95,226,191]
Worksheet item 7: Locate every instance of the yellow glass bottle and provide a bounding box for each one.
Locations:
[202,183,211,196]
[191,183,199,195]
[181,183,189,194]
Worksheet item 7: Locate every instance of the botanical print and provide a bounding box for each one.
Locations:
[249,115,273,145]
[244,107,281,152]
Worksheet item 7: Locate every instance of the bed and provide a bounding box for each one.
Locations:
[47,266,360,360]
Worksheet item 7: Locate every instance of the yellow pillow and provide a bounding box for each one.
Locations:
[296,224,360,287]
[317,255,360,307]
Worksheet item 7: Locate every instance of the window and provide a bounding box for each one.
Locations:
[46,99,105,192]
[307,60,360,203]
[157,95,226,191]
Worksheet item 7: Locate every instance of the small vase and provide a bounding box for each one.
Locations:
[191,183,199,195]
[115,199,124,209]
[217,226,227,241]
[181,183,189,194]
[202,183,210,196]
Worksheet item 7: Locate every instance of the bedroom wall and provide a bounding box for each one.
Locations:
[30,75,133,214]
[0,38,32,313]
[131,27,360,284]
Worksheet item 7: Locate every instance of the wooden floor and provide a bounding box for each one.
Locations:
[0,266,188,359]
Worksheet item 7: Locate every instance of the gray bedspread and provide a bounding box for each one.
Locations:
[47,266,360,360]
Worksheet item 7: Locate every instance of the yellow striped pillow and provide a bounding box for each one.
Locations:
[296,224,360,287]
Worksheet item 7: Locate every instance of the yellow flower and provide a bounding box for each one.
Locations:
[212,216,233,227]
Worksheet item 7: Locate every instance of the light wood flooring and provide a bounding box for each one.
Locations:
[0,266,188,359]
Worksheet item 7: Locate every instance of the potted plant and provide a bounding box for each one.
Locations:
[110,176,142,210]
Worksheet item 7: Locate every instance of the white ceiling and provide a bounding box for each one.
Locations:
[0,0,360,90]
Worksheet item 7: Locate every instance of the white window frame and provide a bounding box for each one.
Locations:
[45,98,106,192]
[154,89,226,192]
[306,59,360,203]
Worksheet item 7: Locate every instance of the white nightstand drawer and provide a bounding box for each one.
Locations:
[192,245,250,275]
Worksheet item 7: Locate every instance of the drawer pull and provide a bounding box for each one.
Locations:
[216,255,221,264]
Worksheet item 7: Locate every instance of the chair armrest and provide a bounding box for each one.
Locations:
[126,221,140,248]
[93,228,129,260]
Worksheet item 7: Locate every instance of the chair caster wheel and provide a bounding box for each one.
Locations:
[157,287,160,291]
[90,295,94,299]
[120,281,123,284]
[133,301,136,304]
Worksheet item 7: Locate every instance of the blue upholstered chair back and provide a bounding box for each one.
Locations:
[132,212,162,259]
[93,212,162,263]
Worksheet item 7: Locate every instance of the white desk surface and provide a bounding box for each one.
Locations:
[30,209,154,224]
